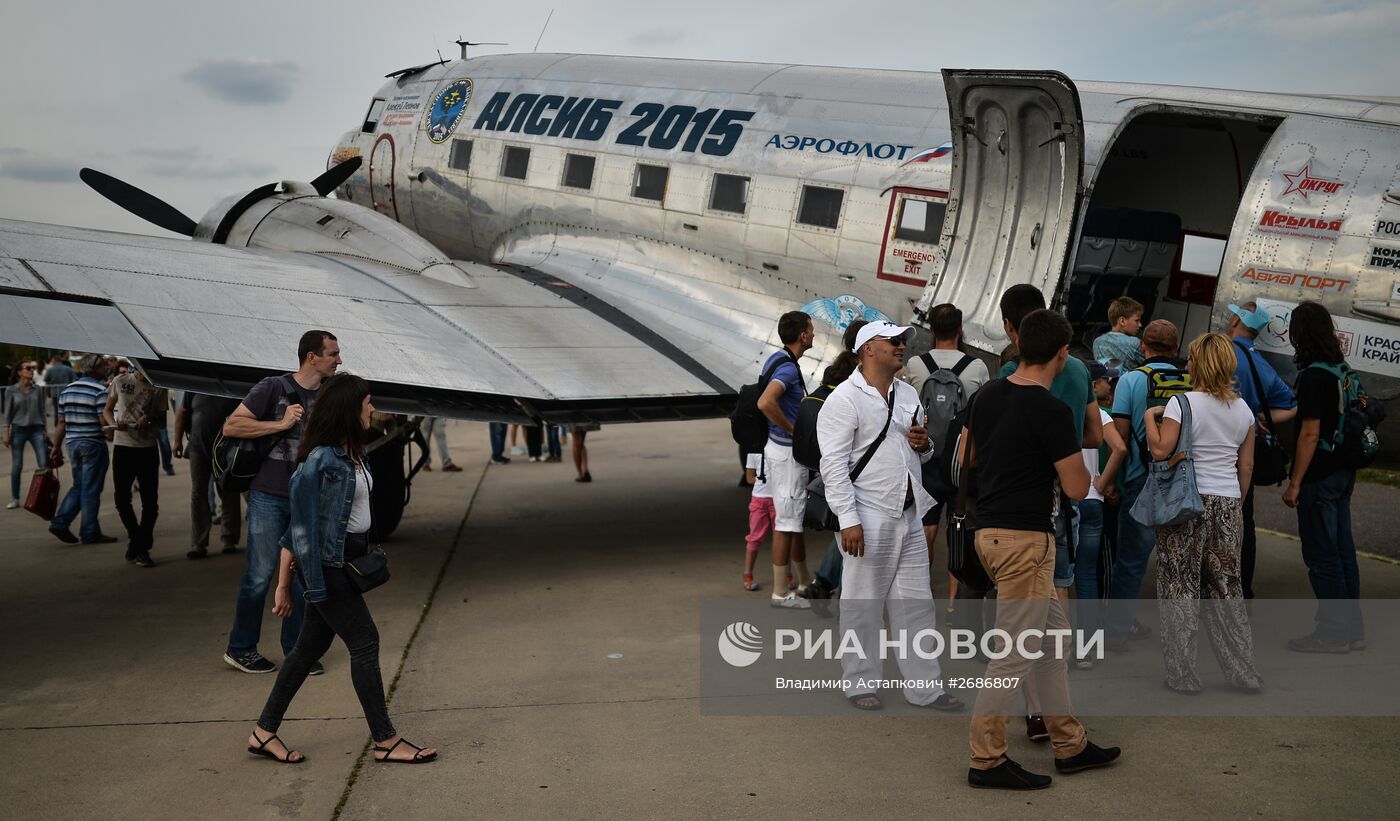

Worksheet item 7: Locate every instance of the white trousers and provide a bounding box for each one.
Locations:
[839,502,946,704]
[423,417,453,466]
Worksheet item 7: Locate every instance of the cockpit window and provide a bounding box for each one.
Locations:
[361,99,386,134]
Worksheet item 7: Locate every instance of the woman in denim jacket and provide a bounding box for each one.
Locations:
[245,373,437,765]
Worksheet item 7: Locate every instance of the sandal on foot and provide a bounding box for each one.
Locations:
[924,693,965,712]
[848,693,883,711]
[247,731,305,764]
[743,573,761,591]
[374,737,438,764]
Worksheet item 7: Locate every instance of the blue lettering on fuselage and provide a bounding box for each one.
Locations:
[471,90,753,157]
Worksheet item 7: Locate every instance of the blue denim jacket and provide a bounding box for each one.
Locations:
[284,445,365,603]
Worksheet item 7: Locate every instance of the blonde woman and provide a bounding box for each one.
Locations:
[1144,332,1261,693]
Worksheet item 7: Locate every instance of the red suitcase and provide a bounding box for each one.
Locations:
[24,468,60,521]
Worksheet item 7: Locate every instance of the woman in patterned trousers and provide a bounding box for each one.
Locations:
[1144,333,1262,693]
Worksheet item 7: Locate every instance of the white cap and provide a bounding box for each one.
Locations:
[852,320,915,353]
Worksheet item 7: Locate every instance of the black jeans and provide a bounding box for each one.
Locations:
[258,555,396,741]
[112,445,159,555]
[525,424,543,459]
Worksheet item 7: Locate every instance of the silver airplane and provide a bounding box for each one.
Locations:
[3,51,1398,491]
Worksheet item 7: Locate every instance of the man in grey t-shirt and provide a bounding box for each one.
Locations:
[221,331,341,675]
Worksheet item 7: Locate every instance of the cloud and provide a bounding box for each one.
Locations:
[139,157,277,181]
[181,58,300,105]
[627,27,688,47]
[128,146,203,161]
[0,155,79,183]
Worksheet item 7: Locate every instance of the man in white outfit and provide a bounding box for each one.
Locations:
[817,321,963,712]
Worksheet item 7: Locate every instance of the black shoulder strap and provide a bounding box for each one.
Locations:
[1232,340,1270,427]
[759,350,800,389]
[952,353,974,376]
[848,386,896,482]
[919,352,936,374]
[955,391,979,517]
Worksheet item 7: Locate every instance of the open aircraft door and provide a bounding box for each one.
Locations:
[914,70,1084,353]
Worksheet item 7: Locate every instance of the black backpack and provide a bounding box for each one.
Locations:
[213,375,300,493]
[730,351,800,452]
[792,383,835,471]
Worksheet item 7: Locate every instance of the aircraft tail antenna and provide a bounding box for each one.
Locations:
[534,9,555,52]
[456,38,508,60]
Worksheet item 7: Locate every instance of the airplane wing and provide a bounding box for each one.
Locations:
[0,218,743,423]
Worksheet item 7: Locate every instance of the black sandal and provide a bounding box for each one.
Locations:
[374,737,438,764]
[247,730,305,764]
[924,693,965,712]
[848,693,883,711]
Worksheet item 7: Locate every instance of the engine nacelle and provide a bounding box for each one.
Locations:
[192,183,475,288]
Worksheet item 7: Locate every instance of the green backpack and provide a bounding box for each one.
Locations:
[1306,362,1385,469]
[1135,364,1192,466]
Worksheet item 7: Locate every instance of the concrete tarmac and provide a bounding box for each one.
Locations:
[2,419,1398,820]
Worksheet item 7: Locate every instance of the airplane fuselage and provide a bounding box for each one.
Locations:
[331,53,1400,401]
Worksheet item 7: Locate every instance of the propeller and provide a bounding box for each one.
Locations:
[79,168,198,237]
[310,156,362,197]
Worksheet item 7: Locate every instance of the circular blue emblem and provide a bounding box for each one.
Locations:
[427,79,473,144]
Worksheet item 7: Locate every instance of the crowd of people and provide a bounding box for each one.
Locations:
[733,288,1372,789]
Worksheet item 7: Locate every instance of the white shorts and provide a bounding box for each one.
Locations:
[764,440,808,533]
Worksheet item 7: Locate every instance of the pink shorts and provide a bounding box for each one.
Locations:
[745,496,776,551]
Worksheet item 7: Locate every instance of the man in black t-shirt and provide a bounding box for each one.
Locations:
[963,310,1119,790]
[221,330,342,675]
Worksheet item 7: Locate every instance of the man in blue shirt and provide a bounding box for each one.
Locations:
[47,355,118,545]
[757,310,815,608]
[1106,319,1183,647]
[1227,302,1297,599]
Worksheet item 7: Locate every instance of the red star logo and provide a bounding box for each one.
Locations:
[1280,162,1342,202]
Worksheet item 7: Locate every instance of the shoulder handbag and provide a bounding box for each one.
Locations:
[1232,340,1290,486]
[344,547,390,593]
[344,468,391,593]
[1130,394,1205,527]
[804,387,896,531]
[947,393,992,595]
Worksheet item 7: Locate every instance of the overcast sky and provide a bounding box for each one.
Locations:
[2,0,1396,235]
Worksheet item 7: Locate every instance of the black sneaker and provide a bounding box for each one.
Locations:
[131,552,156,568]
[1128,620,1153,640]
[490,456,511,465]
[798,577,833,599]
[1055,740,1122,773]
[308,661,325,676]
[49,526,79,544]
[224,651,277,674]
[221,545,240,555]
[187,546,209,560]
[83,534,119,545]
[968,757,1052,790]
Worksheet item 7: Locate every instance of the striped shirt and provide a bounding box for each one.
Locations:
[58,377,108,441]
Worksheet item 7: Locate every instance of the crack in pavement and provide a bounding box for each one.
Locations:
[330,459,490,820]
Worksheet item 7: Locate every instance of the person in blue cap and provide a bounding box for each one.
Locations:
[1227,301,1297,599]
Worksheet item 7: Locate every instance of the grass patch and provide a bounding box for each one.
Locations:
[1357,468,1400,489]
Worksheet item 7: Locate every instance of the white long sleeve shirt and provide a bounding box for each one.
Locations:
[817,368,936,530]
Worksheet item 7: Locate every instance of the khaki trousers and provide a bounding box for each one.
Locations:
[969,528,1087,769]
